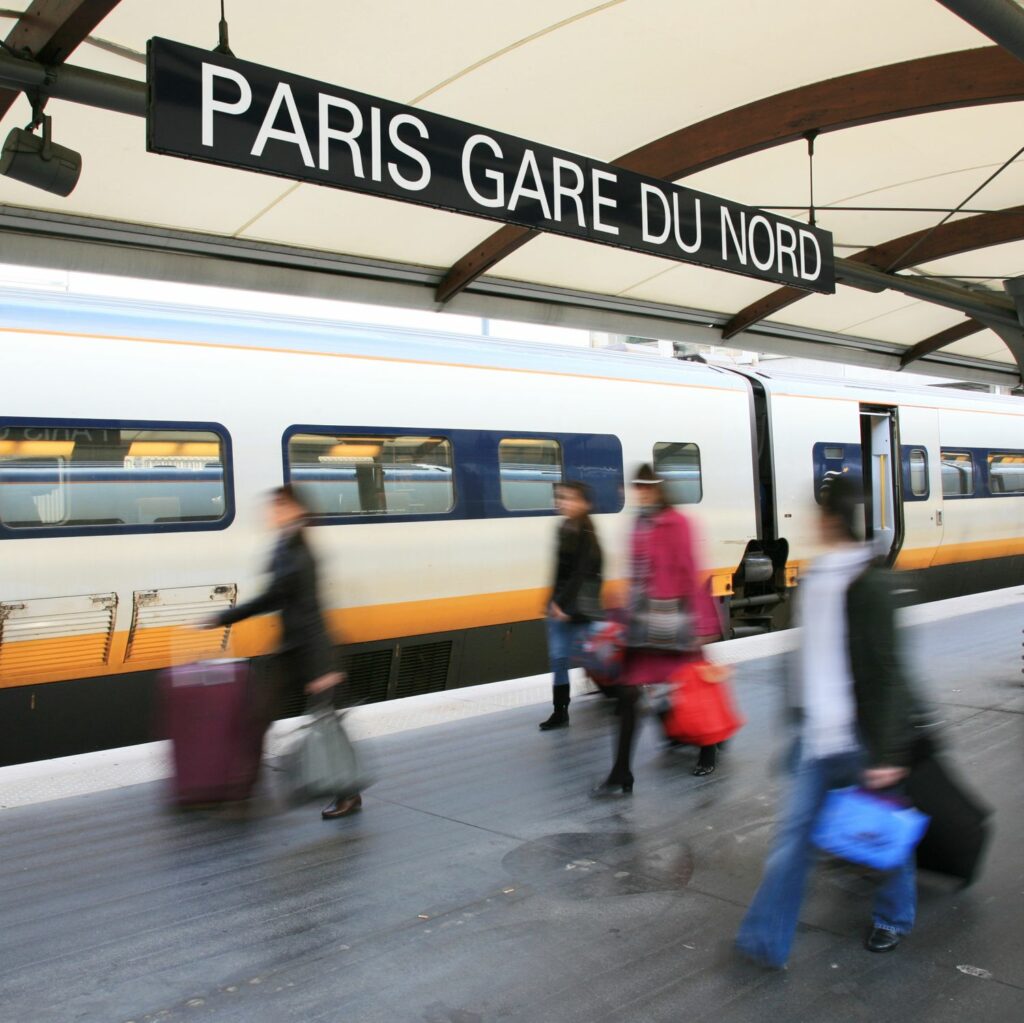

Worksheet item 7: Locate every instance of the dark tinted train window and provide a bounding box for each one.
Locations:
[287,433,454,516]
[908,448,928,497]
[0,424,228,530]
[988,452,1024,495]
[499,438,563,511]
[940,451,974,497]
[812,442,861,504]
[653,442,702,504]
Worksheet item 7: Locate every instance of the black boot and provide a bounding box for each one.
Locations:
[693,744,717,776]
[539,685,570,730]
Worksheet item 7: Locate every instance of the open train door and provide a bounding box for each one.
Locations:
[859,405,904,563]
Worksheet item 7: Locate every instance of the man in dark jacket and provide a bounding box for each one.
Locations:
[736,477,916,969]
[216,485,360,819]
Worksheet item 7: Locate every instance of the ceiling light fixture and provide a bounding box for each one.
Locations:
[0,114,81,196]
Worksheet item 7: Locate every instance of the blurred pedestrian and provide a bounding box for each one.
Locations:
[736,476,917,968]
[540,481,604,730]
[593,464,720,794]
[213,485,361,819]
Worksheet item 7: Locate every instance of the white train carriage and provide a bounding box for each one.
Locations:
[0,288,1022,764]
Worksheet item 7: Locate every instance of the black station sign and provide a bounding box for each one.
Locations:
[147,38,835,294]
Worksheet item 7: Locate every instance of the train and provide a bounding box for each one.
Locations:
[1,287,1022,765]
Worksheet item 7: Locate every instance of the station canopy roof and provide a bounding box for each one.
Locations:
[1,1,1023,384]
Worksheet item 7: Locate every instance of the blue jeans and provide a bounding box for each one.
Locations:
[736,748,916,968]
[546,616,587,688]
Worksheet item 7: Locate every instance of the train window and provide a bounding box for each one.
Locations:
[940,451,974,497]
[287,433,454,517]
[812,441,861,504]
[653,442,702,504]
[0,424,228,532]
[499,438,563,511]
[988,452,1024,495]
[908,448,928,497]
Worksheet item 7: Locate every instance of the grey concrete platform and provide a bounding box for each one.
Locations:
[1,596,1021,1023]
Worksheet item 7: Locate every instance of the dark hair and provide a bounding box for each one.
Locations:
[819,474,862,542]
[272,484,310,516]
[556,479,596,536]
[557,479,592,505]
[632,462,671,510]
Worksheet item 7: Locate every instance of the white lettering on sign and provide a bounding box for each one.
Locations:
[462,134,505,208]
[672,193,701,253]
[201,64,252,147]
[508,149,552,220]
[720,210,822,283]
[641,183,670,244]
[552,157,586,228]
[721,207,747,264]
[388,114,430,191]
[370,106,382,182]
[641,184,702,253]
[162,45,832,293]
[748,215,775,272]
[318,95,364,175]
[777,222,798,276]
[251,82,313,168]
[800,230,822,281]
[591,169,619,236]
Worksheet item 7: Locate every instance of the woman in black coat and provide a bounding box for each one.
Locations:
[539,481,603,730]
[216,485,361,819]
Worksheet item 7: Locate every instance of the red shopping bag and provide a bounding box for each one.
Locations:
[665,659,744,747]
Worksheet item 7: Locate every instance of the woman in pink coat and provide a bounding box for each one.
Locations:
[593,464,721,795]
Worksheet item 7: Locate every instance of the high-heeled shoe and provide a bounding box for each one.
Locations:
[591,776,634,796]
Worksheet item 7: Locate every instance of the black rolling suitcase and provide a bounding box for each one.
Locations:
[907,754,992,886]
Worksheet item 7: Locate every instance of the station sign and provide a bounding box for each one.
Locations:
[147,38,834,294]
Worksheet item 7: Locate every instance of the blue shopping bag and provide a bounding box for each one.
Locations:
[812,786,930,871]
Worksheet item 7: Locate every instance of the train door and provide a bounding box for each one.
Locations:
[892,407,944,573]
[859,405,903,562]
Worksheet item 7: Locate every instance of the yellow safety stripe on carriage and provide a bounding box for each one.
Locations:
[895,536,1024,570]
[3,539,1020,689]
[0,570,713,688]
[0,582,579,688]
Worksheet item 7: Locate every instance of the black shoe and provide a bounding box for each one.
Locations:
[693,747,717,776]
[865,926,901,953]
[539,708,569,730]
[591,775,634,796]
[322,794,362,819]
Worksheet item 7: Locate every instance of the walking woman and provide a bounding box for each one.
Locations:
[539,481,603,730]
[213,485,362,819]
[593,464,720,794]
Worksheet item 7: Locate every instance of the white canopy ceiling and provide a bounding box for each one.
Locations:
[0,1,1022,381]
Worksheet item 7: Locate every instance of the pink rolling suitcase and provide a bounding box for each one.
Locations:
[161,658,262,805]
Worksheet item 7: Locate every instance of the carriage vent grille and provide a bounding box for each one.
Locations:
[125,585,236,664]
[345,648,393,705]
[0,593,117,682]
[395,640,452,698]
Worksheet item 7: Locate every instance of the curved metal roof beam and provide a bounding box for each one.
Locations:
[436,46,1024,303]
[0,0,123,121]
[722,204,1024,339]
[899,319,985,368]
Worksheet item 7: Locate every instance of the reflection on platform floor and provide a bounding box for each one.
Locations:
[0,597,1021,1023]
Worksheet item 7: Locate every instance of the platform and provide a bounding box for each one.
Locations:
[1,588,1021,1023]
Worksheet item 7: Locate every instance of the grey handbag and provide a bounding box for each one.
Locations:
[282,708,362,802]
[627,596,695,652]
